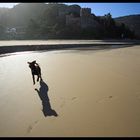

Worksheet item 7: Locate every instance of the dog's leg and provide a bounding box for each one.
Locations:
[37,75,39,82]
[39,74,42,81]
[39,68,42,81]
[32,74,35,85]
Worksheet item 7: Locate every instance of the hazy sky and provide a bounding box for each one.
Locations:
[0,3,140,18]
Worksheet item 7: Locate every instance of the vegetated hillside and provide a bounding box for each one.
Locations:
[0,3,137,39]
[114,14,140,38]
[0,3,49,27]
[0,3,69,27]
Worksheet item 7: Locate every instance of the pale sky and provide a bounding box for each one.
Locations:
[0,3,18,8]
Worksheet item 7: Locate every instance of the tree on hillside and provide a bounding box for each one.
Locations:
[25,19,41,39]
[0,24,6,39]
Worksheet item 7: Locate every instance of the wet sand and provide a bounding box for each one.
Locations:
[0,39,137,55]
[0,39,137,46]
[0,45,140,137]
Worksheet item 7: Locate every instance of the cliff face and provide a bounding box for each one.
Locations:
[0,3,138,39]
[114,15,140,38]
[0,3,81,27]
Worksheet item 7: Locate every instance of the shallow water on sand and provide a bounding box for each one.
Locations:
[0,40,130,47]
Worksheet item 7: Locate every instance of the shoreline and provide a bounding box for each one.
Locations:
[0,40,140,55]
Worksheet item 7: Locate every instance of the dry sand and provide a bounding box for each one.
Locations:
[0,45,140,137]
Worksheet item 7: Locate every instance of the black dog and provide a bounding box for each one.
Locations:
[28,60,42,85]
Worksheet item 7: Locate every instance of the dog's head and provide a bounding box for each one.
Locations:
[27,60,36,68]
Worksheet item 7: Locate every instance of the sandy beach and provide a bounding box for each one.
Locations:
[0,44,140,137]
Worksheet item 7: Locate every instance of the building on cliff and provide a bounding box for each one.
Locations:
[65,7,100,29]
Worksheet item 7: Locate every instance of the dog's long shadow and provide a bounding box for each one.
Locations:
[35,80,58,117]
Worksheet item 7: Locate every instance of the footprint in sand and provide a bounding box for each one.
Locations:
[71,97,77,100]
[96,95,115,103]
[27,125,33,133]
[60,97,77,108]
[27,120,39,134]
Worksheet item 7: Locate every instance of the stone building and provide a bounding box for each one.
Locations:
[66,13,81,27]
[80,8,99,28]
[67,5,81,16]
[65,7,100,29]
[5,26,26,39]
[80,8,91,17]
